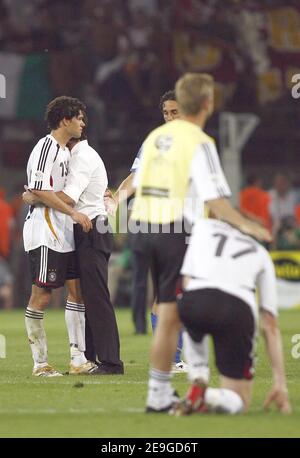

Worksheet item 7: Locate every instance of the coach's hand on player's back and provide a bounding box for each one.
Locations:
[71,210,92,232]
[263,385,291,414]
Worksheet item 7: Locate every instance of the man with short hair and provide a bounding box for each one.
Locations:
[172,218,291,415]
[23,96,93,377]
[130,72,271,412]
[111,90,180,206]
[107,90,186,371]
[61,122,124,375]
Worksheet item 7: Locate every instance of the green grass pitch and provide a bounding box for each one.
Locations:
[0,308,299,438]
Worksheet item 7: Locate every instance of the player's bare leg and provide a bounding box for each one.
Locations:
[25,286,62,376]
[151,301,187,374]
[151,302,181,370]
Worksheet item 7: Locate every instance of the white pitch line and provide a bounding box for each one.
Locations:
[0,407,144,415]
[0,380,146,385]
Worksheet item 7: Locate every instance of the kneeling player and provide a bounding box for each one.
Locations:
[173,218,291,415]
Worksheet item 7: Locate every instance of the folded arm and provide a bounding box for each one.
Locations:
[24,189,92,232]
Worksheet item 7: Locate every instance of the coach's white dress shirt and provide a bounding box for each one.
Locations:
[64,140,108,220]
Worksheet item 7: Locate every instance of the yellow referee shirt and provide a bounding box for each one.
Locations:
[131,119,231,224]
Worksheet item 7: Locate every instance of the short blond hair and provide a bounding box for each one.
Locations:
[175,73,214,115]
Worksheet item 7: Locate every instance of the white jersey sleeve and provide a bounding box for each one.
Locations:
[28,137,58,191]
[132,146,144,189]
[190,142,231,202]
[63,148,92,204]
[130,146,143,172]
[256,249,278,317]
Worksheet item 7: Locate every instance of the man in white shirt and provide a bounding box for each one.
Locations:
[57,121,123,375]
[172,218,291,415]
[23,96,93,377]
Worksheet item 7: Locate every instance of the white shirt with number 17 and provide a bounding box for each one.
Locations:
[181,218,278,319]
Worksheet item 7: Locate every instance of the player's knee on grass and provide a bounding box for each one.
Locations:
[204,387,245,414]
[219,376,252,412]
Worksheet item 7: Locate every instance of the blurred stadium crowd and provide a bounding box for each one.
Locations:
[1,0,300,309]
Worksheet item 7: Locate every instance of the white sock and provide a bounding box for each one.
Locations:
[204,388,244,414]
[25,307,47,368]
[65,301,87,366]
[183,331,210,384]
[147,368,174,410]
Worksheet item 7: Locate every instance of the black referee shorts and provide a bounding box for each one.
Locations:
[178,288,256,380]
[131,221,190,303]
[29,246,79,289]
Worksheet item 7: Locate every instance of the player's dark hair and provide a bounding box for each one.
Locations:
[45,96,86,130]
[159,90,176,112]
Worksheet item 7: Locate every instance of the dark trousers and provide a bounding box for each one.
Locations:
[131,250,150,334]
[74,218,123,368]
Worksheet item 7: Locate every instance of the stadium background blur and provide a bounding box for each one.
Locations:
[1,0,300,310]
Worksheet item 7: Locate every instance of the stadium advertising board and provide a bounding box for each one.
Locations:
[271,251,300,310]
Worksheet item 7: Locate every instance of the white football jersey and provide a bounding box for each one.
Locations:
[23,134,75,253]
[181,219,278,318]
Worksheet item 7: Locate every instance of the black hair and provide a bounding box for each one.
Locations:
[159,90,176,112]
[45,96,86,130]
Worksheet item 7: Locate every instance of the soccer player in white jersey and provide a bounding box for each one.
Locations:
[23,96,94,377]
[172,218,291,415]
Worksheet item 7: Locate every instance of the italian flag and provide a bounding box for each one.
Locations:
[0,52,52,120]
